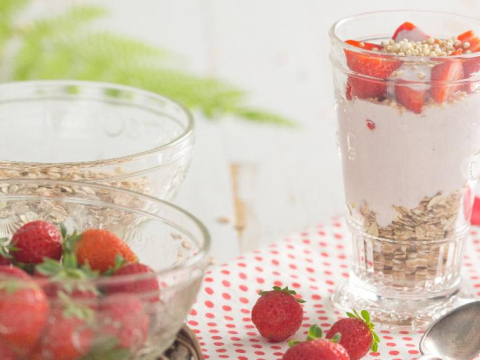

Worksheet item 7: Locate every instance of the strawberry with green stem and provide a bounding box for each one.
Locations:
[11,220,63,265]
[326,309,380,360]
[252,286,305,342]
[30,292,95,360]
[35,224,99,302]
[283,325,350,360]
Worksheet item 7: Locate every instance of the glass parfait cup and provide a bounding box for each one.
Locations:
[329,11,480,328]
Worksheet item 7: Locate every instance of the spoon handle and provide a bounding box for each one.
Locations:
[417,355,444,360]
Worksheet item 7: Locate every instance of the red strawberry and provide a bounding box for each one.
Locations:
[395,81,427,114]
[0,265,30,279]
[471,196,480,226]
[283,325,350,360]
[0,273,49,357]
[326,310,379,360]
[345,41,401,99]
[430,59,464,103]
[251,286,304,342]
[392,22,428,42]
[74,229,137,273]
[0,339,17,360]
[105,263,160,303]
[11,220,62,265]
[98,293,149,350]
[456,30,480,52]
[31,308,93,360]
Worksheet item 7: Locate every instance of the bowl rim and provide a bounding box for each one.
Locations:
[0,80,194,167]
[0,179,211,285]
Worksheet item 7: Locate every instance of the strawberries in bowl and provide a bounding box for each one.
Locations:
[0,178,210,360]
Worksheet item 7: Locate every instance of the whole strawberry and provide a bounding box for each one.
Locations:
[326,310,380,360]
[11,220,62,265]
[251,286,304,342]
[98,293,149,350]
[0,271,49,357]
[105,263,160,303]
[31,307,93,360]
[74,229,137,273]
[283,325,350,360]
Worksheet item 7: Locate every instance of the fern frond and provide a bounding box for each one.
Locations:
[4,3,296,126]
[13,5,108,80]
[231,107,297,126]
[0,0,30,17]
[26,6,108,39]
[0,0,30,56]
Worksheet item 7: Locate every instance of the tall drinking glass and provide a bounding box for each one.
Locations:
[329,11,480,328]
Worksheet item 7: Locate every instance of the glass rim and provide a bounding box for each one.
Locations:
[0,80,195,167]
[0,178,211,285]
[330,10,480,85]
[330,10,480,59]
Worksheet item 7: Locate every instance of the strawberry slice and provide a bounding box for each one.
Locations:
[392,22,429,42]
[457,30,480,52]
[430,59,464,103]
[345,40,402,99]
[345,40,380,51]
[395,82,426,114]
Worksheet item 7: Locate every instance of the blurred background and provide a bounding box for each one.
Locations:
[3,0,477,262]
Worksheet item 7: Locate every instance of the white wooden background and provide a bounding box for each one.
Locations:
[38,0,480,262]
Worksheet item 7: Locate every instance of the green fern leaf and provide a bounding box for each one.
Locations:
[3,3,296,125]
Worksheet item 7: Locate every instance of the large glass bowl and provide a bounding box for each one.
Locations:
[0,80,194,200]
[0,179,210,359]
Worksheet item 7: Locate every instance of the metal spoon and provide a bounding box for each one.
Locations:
[419,301,480,360]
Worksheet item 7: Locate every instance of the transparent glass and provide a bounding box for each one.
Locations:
[0,81,194,200]
[329,11,480,328]
[0,179,210,359]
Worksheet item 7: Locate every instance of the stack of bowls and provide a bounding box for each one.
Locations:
[0,81,209,360]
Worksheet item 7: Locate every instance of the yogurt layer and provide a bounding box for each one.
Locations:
[337,94,480,227]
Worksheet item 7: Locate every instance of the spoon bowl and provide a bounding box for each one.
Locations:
[420,301,480,360]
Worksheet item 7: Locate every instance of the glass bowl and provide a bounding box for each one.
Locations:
[0,179,210,359]
[0,80,194,200]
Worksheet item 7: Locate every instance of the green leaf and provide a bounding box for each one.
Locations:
[288,340,300,347]
[361,310,370,323]
[79,337,130,360]
[346,312,356,319]
[103,255,126,276]
[60,223,67,239]
[331,333,342,343]
[307,325,323,341]
[372,331,380,343]
[372,342,378,352]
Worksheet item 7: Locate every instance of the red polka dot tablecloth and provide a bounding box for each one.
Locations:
[187,218,480,360]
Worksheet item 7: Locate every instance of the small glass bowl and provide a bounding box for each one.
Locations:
[0,80,194,200]
[0,179,210,359]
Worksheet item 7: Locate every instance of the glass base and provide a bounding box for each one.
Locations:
[331,279,474,330]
